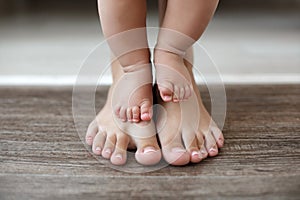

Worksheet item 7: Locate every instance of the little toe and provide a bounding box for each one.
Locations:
[92,131,106,155]
[102,134,116,159]
[132,106,140,122]
[211,126,224,148]
[179,87,185,101]
[135,136,162,166]
[114,106,121,118]
[184,85,192,100]
[140,101,152,121]
[119,107,127,122]
[110,134,129,166]
[86,120,98,146]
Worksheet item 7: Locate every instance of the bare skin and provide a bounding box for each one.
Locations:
[99,0,153,122]
[155,55,224,165]
[154,0,219,103]
[86,60,162,166]
[87,0,224,166]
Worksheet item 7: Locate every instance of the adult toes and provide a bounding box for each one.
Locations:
[196,131,208,160]
[101,134,116,159]
[160,132,190,166]
[204,131,218,157]
[135,136,162,166]
[86,120,98,146]
[111,133,129,166]
[211,126,224,148]
[183,132,201,163]
[92,131,106,155]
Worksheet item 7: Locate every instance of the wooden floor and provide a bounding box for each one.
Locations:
[0,85,299,199]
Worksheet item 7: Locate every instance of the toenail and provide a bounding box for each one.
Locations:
[141,113,149,119]
[95,147,101,152]
[219,138,224,145]
[115,154,122,160]
[172,147,186,153]
[191,151,199,157]
[201,150,207,155]
[105,149,111,155]
[163,95,172,101]
[143,146,156,154]
[209,148,217,153]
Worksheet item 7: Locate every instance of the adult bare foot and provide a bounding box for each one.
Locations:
[85,61,161,166]
[155,64,224,166]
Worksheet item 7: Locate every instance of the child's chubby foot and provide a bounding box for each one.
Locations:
[86,86,162,166]
[155,85,224,166]
[154,49,193,103]
[112,63,153,122]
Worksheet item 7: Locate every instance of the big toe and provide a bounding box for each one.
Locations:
[135,137,162,166]
[158,84,173,102]
[140,101,153,121]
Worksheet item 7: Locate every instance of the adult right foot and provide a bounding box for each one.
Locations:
[86,84,162,166]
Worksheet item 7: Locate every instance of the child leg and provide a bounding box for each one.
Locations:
[155,0,219,102]
[98,0,152,122]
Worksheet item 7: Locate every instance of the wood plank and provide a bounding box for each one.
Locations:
[0,85,299,199]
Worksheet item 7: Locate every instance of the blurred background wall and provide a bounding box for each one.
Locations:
[0,0,299,85]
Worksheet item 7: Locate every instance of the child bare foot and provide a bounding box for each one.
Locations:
[85,62,161,166]
[111,63,153,122]
[154,47,193,103]
[155,63,224,166]
[155,0,219,102]
[99,0,153,122]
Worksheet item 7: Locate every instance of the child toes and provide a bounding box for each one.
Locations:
[132,106,140,122]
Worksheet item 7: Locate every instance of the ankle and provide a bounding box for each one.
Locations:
[154,49,183,64]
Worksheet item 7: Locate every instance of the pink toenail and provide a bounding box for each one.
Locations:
[163,95,172,101]
[115,154,122,160]
[141,113,150,119]
[192,151,199,157]
[143,147,156,154]
[172,147,186,153]
[105,149,111,155]
[209,148,217,153]
[95,147,101,152]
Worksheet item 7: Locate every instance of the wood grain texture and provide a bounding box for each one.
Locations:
[0,85,299,200]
